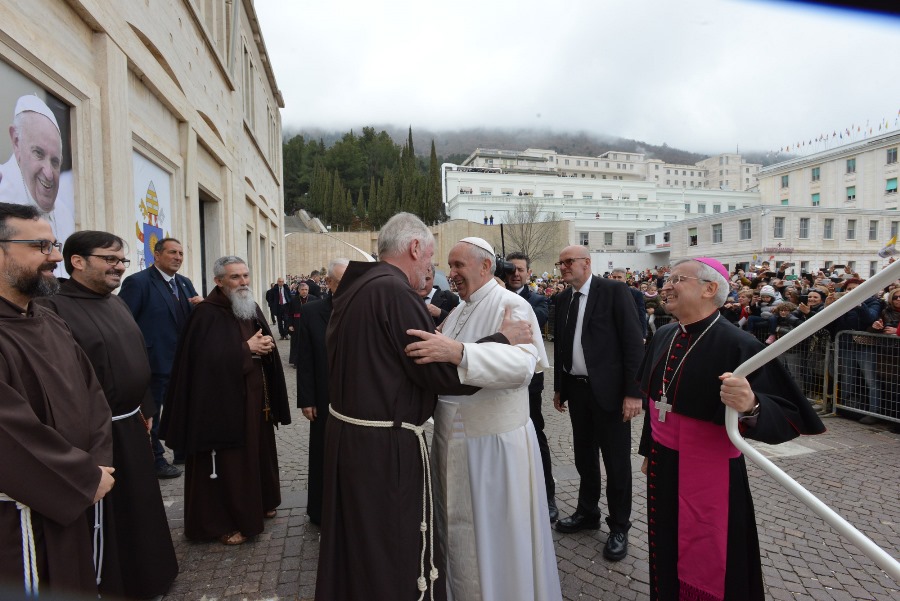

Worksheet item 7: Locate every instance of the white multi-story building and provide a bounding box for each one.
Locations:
[461,147,762,191]
[636,132,900,273]
[442,166,759,253]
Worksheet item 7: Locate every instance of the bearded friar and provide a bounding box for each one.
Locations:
[159,255,290,546]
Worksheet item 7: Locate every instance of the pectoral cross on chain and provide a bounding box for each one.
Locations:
[655,396,673,422]
[263,405,271,421]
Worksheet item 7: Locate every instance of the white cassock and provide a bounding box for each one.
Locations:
[433,277,562,601]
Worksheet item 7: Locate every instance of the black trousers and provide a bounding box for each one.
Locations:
[564,374,632,534]
[274,305,289,338]
[528,373,555,502]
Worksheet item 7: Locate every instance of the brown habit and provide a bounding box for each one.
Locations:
[160,286,289,540]
[36,279,178,598]
[0,297,112,595]
[315,261,478,601]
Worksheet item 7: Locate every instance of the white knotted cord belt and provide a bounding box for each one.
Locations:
[329,404,438,601]
[0,492,39,596]
[93,499,104,586]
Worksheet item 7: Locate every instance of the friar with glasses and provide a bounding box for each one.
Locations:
[0,203,114,595]
[36,230,178,598]
[638,257,824,601]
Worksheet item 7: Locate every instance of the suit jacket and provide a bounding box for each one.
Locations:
[296,297,331,411]
[118,265,198,381]
[428,286,460,326]
[268,284,292,312]
[553,276,644,411]
[627,286,648,338]
[517,286,549,329]
[306,278,323,298]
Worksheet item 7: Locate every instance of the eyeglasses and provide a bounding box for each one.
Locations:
[84,254,131,268]
[667,274,711,286]
[554,257,588,268]
[0,239,62,255]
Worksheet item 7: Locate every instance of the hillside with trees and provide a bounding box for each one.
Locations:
[282,125,790,229]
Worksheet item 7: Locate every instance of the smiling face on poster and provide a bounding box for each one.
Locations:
[0,63,75,277]
[133,151,172,270]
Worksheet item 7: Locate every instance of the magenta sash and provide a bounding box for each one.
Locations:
[649,399,741,601]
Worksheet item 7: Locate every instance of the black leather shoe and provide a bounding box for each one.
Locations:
[548,501,559,524]
[603,532,628,561]
[555,512,600,533]
[156,463,182,479]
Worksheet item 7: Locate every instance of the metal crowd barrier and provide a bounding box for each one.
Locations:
[831,330,900,424]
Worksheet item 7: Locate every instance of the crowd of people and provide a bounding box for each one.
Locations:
[1,200,896,600]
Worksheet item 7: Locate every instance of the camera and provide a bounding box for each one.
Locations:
[494,256,516,280]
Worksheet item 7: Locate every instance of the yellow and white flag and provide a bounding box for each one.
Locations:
[878,235,898,258]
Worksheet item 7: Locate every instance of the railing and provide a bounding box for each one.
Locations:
[831,331,900,424]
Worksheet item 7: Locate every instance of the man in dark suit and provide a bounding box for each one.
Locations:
[418,263,459,326]
[119,237,201,478]
[306,270,323,299]
[269,278,292,339]
[552,245,644,561]
[609,267,648,340]
[504,251,558,522]
[264,282,277,324]
[296,258,349,525]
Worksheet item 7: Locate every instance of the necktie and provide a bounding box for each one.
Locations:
[168,278,179,300]
[561,291,582,373]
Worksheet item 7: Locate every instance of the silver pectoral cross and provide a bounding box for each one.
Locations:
[655,396,673,422]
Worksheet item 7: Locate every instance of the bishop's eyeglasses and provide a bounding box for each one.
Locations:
[666,274,711,286]
[0,239,62,255]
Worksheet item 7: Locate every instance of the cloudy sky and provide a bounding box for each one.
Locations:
[255,0,900,155]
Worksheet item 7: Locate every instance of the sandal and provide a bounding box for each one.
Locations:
[220,531,247,545]
[264,510,277,519]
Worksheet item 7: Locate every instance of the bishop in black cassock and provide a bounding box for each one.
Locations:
[638,258,824,601]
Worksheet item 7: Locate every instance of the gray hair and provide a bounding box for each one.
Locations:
[213,255,247,279]
[327,257,350,275]
[610,267,626,276]
[464,243,495,274]
[377,212,434,258]
[673,258,729,307]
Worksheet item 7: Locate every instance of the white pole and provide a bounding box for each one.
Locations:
[726,259,900,583]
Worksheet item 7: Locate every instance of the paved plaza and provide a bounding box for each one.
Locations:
[159,339,900,601]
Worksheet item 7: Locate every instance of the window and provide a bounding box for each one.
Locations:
[781,175,789,188]
[811,193,820,207]
[543,192,554,198]
[801,261,809,272]
[811,167,820,182]
[576,160,581,166]
[594,161,598,167]
[564,159,569,165]
[479,188,492,195]
[713,204,721,213]
[887,178,898,195]
[891,221,899,238]
[824,218,833,239]
[870,261,878,276]
[582,193,593,199]
[688,227,698,246]
[626,232,635,246]
[563,193,574,199]
[739,219,751,240]
[774,217,785,238]
[663,232,671,243]
[712,223,723,243]
[501,188,513,196]
[645,234,656,245]
[846,186,856,201]
[888,148,897,164]
[846,158,856,174]
[781,199,789,206]
[727,204,736,211]
[697,203,706,214]
[666,169,671,174]
[848,261,856,273]
[579,232,589,246]
[799,218,810,239]
[869,220,879,241]
[242,44,256,128]
[684,203,690,212]
[847,219,856,240]
[604,232,613,246]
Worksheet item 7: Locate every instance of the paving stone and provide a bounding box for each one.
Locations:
[157,338,900,601]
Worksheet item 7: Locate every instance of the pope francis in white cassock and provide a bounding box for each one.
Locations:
[427,237,562,601]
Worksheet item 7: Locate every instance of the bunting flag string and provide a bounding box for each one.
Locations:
[764,109,900,161]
